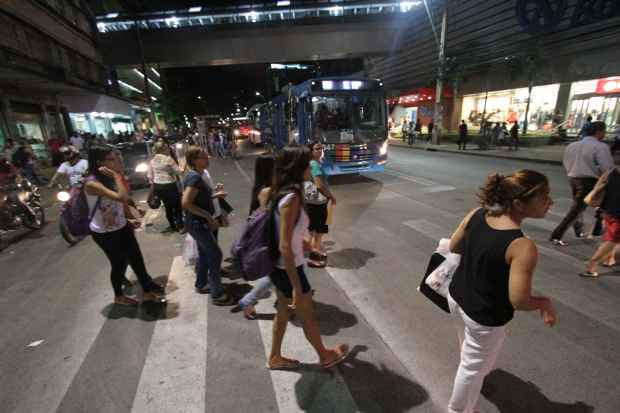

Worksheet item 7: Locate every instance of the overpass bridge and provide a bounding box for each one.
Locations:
[96,1,418,67]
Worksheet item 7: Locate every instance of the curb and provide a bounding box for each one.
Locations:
[389,141,563,165]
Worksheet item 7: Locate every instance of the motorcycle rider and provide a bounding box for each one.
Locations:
[0,154,28,229]
[48,145,88,188]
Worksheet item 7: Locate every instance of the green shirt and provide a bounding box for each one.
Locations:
[305,160,329,204]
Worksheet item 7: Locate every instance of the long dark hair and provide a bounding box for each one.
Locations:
[268,145,311,258]
[87,145,115,189]
[250,153,275,214]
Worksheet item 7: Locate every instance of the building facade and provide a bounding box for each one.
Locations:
[366,0,620,136]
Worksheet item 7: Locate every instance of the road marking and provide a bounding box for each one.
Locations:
[384,168,436,186]
[420,185,456,193]
[256,292,359,412]
[234,158,253,184]
[131,257,208,413]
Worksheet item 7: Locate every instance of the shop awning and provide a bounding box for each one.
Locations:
[59,93,133,117]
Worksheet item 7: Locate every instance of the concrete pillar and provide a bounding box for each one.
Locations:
[39,104,51,145]
[555,82,572,122]
[1,96,19,140]
[55,98,68,141]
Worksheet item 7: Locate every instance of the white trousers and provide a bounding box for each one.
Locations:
[447,293,507,413]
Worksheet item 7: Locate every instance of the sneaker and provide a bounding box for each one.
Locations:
[550,238,567,246]
[195,286,210,294]
[212,293,235,306]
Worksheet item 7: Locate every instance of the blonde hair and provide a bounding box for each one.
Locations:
[185,145,204,169]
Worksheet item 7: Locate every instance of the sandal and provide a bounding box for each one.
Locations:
[550,238,568,246]
[308,259,326,268]
[243,305,257,320]
[579,271,599,278]
[267,356,301,370]
[602,262,616,268]
[321,344,349,369]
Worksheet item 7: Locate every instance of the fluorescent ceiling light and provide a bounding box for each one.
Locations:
[322,80,334,90]
[151,96,158,101]
[247,11,259,22]
[277,1,290,6]
[400,2,420,13]
[148,79,162,91]
[189,7,202,13]
[105,13,119,18]
[166,16,179,26]
[150,68,161,77]
[118,80,143,93]
[97,23,106,32]
[133,68,145,78]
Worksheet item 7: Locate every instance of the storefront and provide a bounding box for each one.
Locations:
[61,93,135,138]
[567,77,620,134]
[461,84,560,133]
[388,87,452,136]
[69,112,134,137]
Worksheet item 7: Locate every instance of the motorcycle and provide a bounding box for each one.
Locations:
[0,178,45,244]
[56,186,84,246]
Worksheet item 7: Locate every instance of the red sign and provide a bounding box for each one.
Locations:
[596,77,620,95]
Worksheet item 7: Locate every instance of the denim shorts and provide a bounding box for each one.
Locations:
[269,265,311,299]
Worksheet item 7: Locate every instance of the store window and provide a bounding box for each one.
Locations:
[567,77,620,133]
[461,84,560,133]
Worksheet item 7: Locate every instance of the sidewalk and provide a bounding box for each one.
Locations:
[389,137,565,165]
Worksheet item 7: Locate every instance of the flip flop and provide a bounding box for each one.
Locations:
[321,344,349,369]
[602,262,616,268]
[308,260,326,268]
[579,271,599,278]
[267,357,300,370]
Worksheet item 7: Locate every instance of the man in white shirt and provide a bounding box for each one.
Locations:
[550,121,613,245]
[70,134,84,153]
[48,146,88,188]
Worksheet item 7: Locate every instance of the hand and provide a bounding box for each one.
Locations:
[215,183,224,191]
[539,298,556,327]
[98,166,118,178]
[128,219,141,229]
[289,288,302,310]
[206,218,220,231]
[213,190,227,199]
[330,195,337,206]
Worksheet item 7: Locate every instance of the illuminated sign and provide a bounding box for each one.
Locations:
[270,64,310,70]
[316,80,380,91]
[596,77,620,95]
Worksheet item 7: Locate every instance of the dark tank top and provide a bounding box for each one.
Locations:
[601,169,620,218]
[449,208,524,327]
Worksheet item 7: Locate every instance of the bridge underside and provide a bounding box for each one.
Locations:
[100,18,409,67]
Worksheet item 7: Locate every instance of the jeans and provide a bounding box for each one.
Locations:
[551,177,598,240]
[448,294,506,413]
[238,276,272,309]
[154,182,183,230]
[186,219,224,297]
[91,224,155,296]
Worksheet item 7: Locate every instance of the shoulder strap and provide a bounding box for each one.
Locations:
[83,175,102,221]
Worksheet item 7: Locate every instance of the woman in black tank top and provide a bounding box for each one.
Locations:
[446,170,557,413]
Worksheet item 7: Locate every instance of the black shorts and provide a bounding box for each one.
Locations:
[306,203,328,234]
[269,265,312,299]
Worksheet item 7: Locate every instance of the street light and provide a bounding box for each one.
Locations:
[255,91,261,96]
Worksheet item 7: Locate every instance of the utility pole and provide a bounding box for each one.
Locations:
[432,5,447,145]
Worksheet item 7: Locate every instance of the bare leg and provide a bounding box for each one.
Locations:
[587,241,618,274]
[315,233,325,254]
[270,289,292,362]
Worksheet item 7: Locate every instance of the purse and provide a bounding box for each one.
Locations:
[418,252,450,313]
[147,186,161,209]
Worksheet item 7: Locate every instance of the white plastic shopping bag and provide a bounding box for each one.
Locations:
[425,238,461,297]
[183,233,198,266]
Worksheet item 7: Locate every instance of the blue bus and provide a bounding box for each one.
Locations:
[259,77,389,175]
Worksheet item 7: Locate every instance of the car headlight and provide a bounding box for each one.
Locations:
[135,163,148,173]
[380,140,388,156]
[234,129,240,136]
[57,191,71,202]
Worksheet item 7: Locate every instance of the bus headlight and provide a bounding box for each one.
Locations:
[135,163,148,173]
[380,141,388,156]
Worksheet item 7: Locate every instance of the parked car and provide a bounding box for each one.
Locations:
[114,142,151,189]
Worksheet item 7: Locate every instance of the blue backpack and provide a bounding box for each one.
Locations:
[60,177,100,237]
[231,207,275,281]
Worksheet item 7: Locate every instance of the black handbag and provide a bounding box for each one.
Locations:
[147,188,161,209]
[418,252,450,313]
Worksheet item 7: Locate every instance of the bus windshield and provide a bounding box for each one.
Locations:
[312,93,386,143]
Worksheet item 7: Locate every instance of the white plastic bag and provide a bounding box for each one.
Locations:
[183,233,198,266]
[425,238,461,297]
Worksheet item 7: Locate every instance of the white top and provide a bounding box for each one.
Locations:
[275,193,309,269]
[57,159,88,187]
[70,136,84,151]
[149,154,180,184]
[201,169,221,217]
[86,188,127,233]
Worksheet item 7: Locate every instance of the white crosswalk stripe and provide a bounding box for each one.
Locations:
[131,257,208,413]
[256,293,360,412]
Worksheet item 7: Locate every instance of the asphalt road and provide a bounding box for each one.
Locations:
[0,143,617,413]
